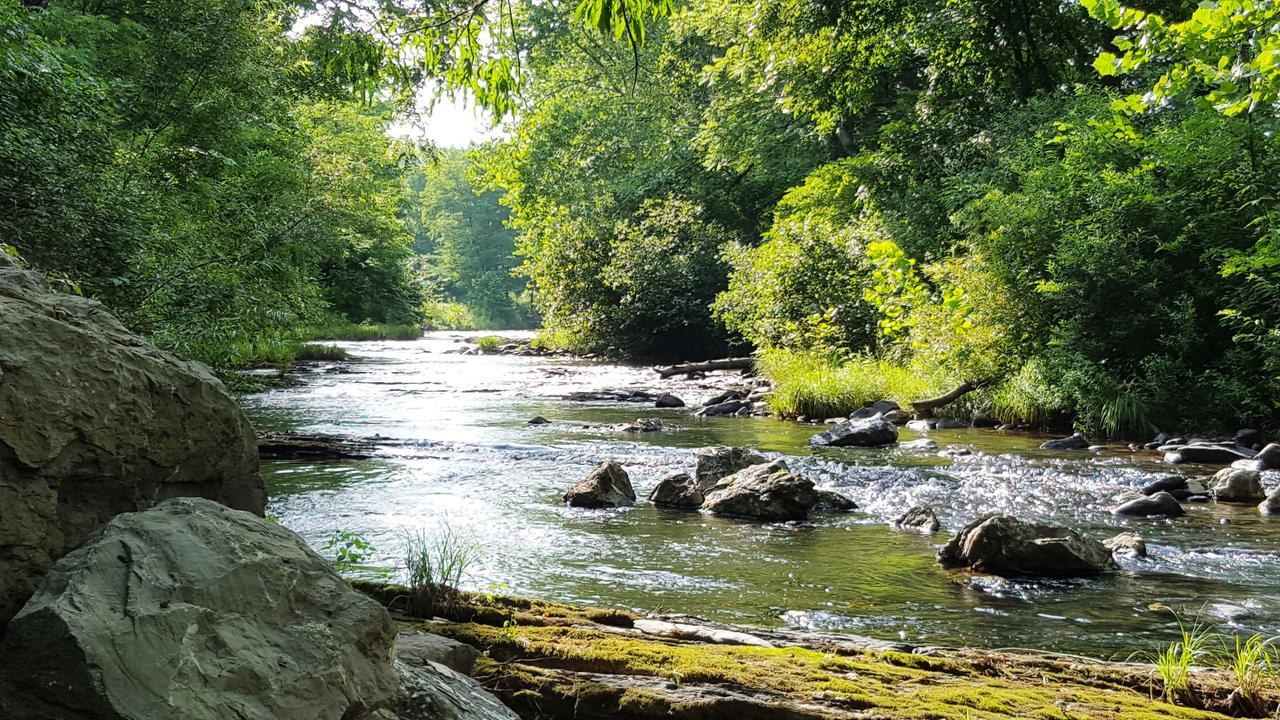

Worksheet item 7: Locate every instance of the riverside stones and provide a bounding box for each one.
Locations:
[937,513,1116,577]
[701,460,820,521]
[1103,532,1147,558]
[1039,434,1088,450]
[0,498,401,720]
[0,256,265,626]
[564,461,636,508]
[809,415,899,448]
[1259,488,1280,515]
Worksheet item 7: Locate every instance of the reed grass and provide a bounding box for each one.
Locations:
[756,349,937,419]
[402,522,479,618]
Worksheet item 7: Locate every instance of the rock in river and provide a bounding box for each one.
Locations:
[648,473,703,510]
[893,506,941,534]
[1257,443,1280,471]
[1259,488,1280,515]
[1103,532,1147,559]
[937,513,1116,577]
[810,415,899,448]
[654,393,685,408]
[564,461,636,508]
[0,256,265,626]
[813,489,858,513]
[1209,468,1266,503]
[1112,491,1185,517]
[702,460,819,521]
[693,446,768,491]
[0,498,401,720]
[1164,443,1256,465]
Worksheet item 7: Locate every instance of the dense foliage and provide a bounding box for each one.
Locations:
[474,0,1279,433]
[5,0,1278,431]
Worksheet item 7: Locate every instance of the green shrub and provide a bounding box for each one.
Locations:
[474,335,503,353]
[295,323,422,341]
[422,301,488,330]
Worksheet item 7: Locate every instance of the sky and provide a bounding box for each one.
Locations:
[392,95,505,148]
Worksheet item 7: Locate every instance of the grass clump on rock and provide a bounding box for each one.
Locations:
[402,524,478,618]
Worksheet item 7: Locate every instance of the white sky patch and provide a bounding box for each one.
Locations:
[390,95,504,148]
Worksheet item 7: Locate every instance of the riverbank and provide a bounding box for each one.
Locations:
[352,582,1265,719]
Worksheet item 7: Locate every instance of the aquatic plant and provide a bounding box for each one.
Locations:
[402,522,479,618]
[291,343,348,361]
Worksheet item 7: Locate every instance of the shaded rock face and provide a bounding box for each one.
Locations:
[1209,468,1266,503]
[1259,488,1280,515]
[893,506,941,534]
[654,393,685,408]
[849,400,899,420]
[393,659,518,720]
[813,489,857,513]
[692,446,767,492]
[810,416,899,448]
[1112,491,1185,517]
[701,460,819,521]
[0,498,399,720]
[648,473,704,510]
[564,461,636,508]
[395,631,480,676]
[1257,443,1280,471]
[0,260,264,626]
[1164,443,1256,465]
[937,513,1116,577]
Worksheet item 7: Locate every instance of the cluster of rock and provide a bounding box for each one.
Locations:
[1108,468,1278,517]
[0,257,515,720]
[562,447,857,522]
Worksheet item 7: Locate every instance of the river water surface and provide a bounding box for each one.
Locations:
[241,332,1280,658]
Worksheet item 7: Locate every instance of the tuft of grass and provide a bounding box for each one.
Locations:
[756,349,937,419]
[1135,615,1214,704]
[474,335,504,353]
[295,322,421,341]
[990,358,1062,427]
[402,522,479,619]
[1221,633,1277,710]
[291,342,348,361]
[1095,381,1154,438]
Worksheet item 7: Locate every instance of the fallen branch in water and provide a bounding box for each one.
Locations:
[653,357,753,378]
[910,380,987,418]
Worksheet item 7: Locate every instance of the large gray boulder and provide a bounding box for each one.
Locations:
[564,461,636,508]
[937,513,1116,577]
[0,498,399,720]
[692,446,767,491]
[701,460,819,521]
[809,415,899,448]
[1209,468,1266,503]
[0,259,264,626]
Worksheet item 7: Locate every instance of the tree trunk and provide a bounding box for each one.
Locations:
[911,381,983,418]
[653,357,754,378]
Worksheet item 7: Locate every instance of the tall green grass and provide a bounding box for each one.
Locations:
[757,349,938,419]
[474,335,504,353]
[295,322,422,341]
[229,339,347,367]
[402,523,479,618]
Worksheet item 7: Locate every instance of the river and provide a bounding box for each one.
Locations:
[240,331,1280,658]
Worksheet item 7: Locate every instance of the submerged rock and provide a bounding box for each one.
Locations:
[0,257,264,625]
[937,513,1116,577]
[1209,468,1266,504]
[692,446,768,491]
[528,416,551,425]
[899,438,939,452]
[0,498,399,720]
[810,415,899,448]
[1103,532,1147,558]
[648,473,704,510]
[564,461,636,508]
[701,460,819,521]
[1039,434,1088,450]
[893,506,941,534]
[1112,491,1185,517]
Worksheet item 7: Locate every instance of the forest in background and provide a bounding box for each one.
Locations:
[3,0,1279,435]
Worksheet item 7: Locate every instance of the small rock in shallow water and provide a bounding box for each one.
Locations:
[693,446,768,491]
[810,415,899,448]
[564,461,636,508]
[1112,491,1185,518]
[1208,468,1266,503]
[1140,475,1186,496]
[1102,532,1147,558]
[1259,488,1280,515]
[894,506,941,534]
[812,489,858,513]
[654,393,685,408]
[649,473,704,510]
[528,416,551,425]
[701,460,819,521]
[899,438,939,452]
[938,513,1115,577]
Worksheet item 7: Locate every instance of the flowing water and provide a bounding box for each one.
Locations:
[241,332,1280,658]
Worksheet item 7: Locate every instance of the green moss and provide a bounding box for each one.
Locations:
[439,623,1243,720]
